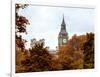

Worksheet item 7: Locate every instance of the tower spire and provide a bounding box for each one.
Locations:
[61,14,66,31]
[63,14,64,21]
[62,14,65,26]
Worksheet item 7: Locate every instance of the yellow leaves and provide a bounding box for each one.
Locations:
[15,33,94,72]
[70,59,83,69]
[58,33,91,70]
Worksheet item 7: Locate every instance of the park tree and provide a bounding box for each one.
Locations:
[20,39,53,72]
[15,4,30,73]
[68,34,86,51]
[16,4,29,33]
[58,44,75,70]
[15,4,29,50]
[82,33,94,68]
[58,34,87,70]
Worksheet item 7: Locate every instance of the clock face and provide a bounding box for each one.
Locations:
[63,39,67,43]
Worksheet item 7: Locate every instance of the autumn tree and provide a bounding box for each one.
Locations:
[15,4,30,73]
[82,32,94,68]
[58,34,87,70]
[15,4,29,50]
[68,34,86,51]
[20,39,53,72]
[16,4,29,33]
[58,44,75,70]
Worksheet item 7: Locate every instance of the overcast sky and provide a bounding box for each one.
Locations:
[19,5,95,49]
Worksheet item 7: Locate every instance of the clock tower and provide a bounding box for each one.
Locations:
[58,15,68,48]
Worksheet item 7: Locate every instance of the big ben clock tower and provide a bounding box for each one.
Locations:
[58,15,68,48]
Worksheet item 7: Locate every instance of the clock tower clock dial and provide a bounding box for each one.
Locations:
[63,39,67,43]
